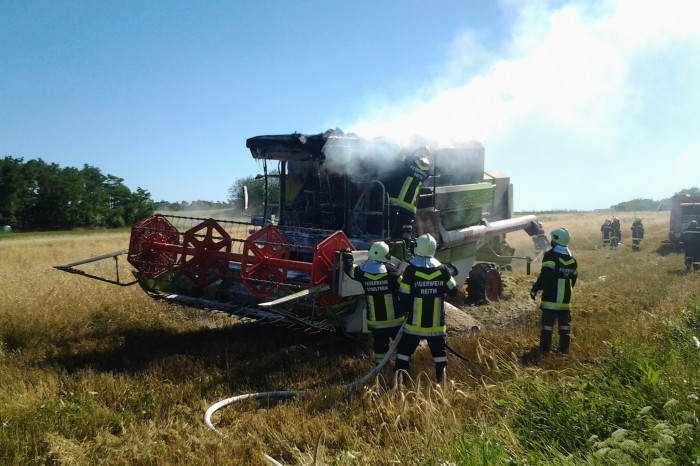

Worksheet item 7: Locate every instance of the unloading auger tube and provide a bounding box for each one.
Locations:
[442,215,542,250]
[203,321,406,437]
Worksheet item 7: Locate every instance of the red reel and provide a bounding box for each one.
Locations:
[128,215,179,278]
[311,231,353,307]
[179,219,232,288]
[240,225,290,299]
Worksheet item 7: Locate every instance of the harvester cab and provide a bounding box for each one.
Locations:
[55,129,547,334]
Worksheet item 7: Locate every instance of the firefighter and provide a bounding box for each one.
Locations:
[530,227,578,355]
[631,217,644,251]
[387,146,430,240]
[681,220,700,272]
[601,219,612,248]
[395,233,458,383]
[610,217,622,248]
[342,242,404,365]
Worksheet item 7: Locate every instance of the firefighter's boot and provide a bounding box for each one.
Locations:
[559,331,571,355]
[540,326,553,354]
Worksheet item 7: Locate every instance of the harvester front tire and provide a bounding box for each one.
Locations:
[467,263,503,305]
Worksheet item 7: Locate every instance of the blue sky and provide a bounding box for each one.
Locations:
[2,0,699,210]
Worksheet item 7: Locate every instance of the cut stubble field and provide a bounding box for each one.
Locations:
[1,211,699,465]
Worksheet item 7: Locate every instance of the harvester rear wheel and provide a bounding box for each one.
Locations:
[467,263,503,304]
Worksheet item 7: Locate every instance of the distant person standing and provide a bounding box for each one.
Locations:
[681,220,700,272]
[530,228,578,355]
[631,218,644,251]
[610,217,622,248]
[601,219,612,248]
[342,242,404,364]
[395,233,458,383]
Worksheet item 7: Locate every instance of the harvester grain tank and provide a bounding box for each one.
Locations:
[56,129,546,334]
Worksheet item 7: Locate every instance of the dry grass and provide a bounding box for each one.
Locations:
[1,211,698,465]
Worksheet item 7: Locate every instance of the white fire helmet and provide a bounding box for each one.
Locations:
[415,233,437,257]
[550,227,571,247]
[413,145,430,159]
[368,241,391,263]
[412,146,431,170]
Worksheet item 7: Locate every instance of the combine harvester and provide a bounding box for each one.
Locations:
[56,130,546,334]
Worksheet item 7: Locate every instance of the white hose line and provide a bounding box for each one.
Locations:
[204,322,406,436]
[345,323,404,390]
[204,391,298,437]
[263,454,286,466]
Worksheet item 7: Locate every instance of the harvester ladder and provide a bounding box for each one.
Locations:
[351,180,390,238]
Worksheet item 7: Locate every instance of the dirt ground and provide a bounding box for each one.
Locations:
[446,274,539,336]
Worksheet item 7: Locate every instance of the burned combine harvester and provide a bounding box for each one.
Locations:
[56,130,545,334]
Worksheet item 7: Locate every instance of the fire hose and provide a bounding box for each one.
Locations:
[204,321,406,437]
[444,341,479,366]
[204,317,484,437]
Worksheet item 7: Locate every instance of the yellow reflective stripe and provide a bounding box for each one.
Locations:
[384,294,392,316]
[415,159,429,170]
[541,301,571,310]
[363,272,388,280]
[542,260,555,269]
[558,258,575,266]
[557,278,565,303]
[389,196,417,213]
[414,269,442,280]
[408,182,423,205]
[399,282,411,293]
[432,299,440,327]
[447,276,457,288]
[369,317,405,328]
[405,323,446,335]
[414,298,423,326]
[397,178,413,204]
[367,295,376,321]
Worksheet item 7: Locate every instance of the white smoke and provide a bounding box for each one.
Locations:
[345,0,700,210]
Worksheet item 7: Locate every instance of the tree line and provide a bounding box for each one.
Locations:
[611,188,699,212]
[0,157,155,231]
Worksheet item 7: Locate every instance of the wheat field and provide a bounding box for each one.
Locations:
[1,211,699,465]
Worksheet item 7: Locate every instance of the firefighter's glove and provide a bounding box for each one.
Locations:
[529,290,537,301]
[341,248,354,266]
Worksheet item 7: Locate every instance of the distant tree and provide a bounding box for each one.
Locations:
[153,200,231,212]
[674,187,700,196]
[228,173,279,215]
[0,157,154,231]
[78,164,109,226]
[611,198,660,212]
[0,157,25,227]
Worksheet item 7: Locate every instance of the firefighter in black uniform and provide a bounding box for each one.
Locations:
[387,146,430,240]
[631,217,644,251]
[610,217,622,248]
[342,241,404,365]
[530,227,578,355]
[681,220,700,272]
[601,219,612,248]
[395,233,458,382]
